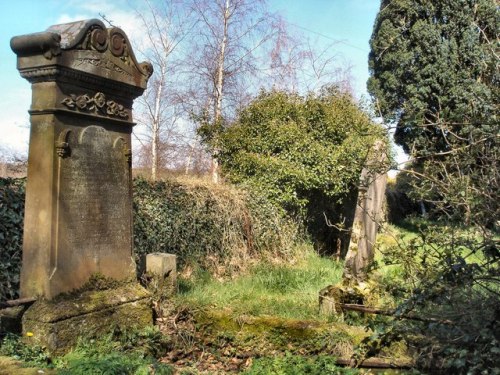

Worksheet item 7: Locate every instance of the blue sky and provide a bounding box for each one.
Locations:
[0,0,381,156]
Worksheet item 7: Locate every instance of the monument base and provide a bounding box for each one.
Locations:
[22,283,152,354]
[0,306,27,334]
[318,283,366,317]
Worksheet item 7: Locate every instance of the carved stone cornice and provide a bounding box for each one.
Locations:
[17,65,144,98]
[11,19,152,96]
[10,31,61,59]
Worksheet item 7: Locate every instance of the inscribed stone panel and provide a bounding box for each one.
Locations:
[52,125,132,287]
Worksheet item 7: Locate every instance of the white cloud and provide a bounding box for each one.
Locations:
[55,14,93,25]
[0,85,30,156]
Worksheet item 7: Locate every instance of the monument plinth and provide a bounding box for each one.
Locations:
[11,19,152,299]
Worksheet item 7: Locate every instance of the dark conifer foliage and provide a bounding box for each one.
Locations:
[367,1,499,372]
[368,0,498,155]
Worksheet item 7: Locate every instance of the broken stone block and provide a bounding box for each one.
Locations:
[318,283,366,318]
[22,283,152,354]
[146,253,177,289]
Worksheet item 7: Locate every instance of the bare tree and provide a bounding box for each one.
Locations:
[299,38,353,94]
[265,21,353,94]
[184,0,274,183]
[131,0,354,181]
[266,16,303,91]
[133,0,195,180]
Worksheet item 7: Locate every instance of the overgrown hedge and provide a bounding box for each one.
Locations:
[0,178,25,301]
[0,176,302,301]
[133,176,302,276]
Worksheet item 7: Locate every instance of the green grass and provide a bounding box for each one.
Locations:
[177,245,344,320]
[55,327,173,375]
[0,328,174,375]
[242,352,360,374]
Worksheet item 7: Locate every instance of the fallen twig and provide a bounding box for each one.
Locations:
[0,297,36,309]
[340,303,454,325]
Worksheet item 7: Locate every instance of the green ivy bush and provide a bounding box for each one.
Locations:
[216,88,383,212]
[0,178,25,301]
[0,176,302,301]
[133,176,303,276]
[209,88,387,254]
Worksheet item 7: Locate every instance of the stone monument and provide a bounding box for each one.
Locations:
[11,19,153,352]
[11,19,152,299]
[319,141,388,316]
[343,140,388,282]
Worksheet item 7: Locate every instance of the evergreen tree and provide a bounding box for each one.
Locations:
[367,1,499,372]
[368,0,498,155]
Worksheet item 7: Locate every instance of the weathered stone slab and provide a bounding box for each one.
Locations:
[146,253,177,286]
[50,126,134,291]
[0,306,26,334]
[344,141,388,282]
[22,283,152,354]
[11,19,152,299]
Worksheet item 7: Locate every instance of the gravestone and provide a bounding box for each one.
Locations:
[11,19,153,352]
[11,19,152,299]
[319,141,388,316]
[343,140,388,282]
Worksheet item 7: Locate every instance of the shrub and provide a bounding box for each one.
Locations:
[0,176,304,300]
[215,88,384,213]
[0,178,25,301]
[133,176,303,277]
[207,88,387,253]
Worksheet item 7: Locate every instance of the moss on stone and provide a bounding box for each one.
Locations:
[22,283,152,355]
[25,282,150,323]
[0,356,56,375]
[193,309,368,358]
[51,273,137,303]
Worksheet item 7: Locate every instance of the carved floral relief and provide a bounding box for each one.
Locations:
[61,92,129,119]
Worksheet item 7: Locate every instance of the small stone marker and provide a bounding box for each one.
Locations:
[146,253,177,300]
[146,253,177,286]
[11,19,152,299]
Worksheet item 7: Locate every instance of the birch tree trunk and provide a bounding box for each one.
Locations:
[151,65,165,181]
[210,0,230,184]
